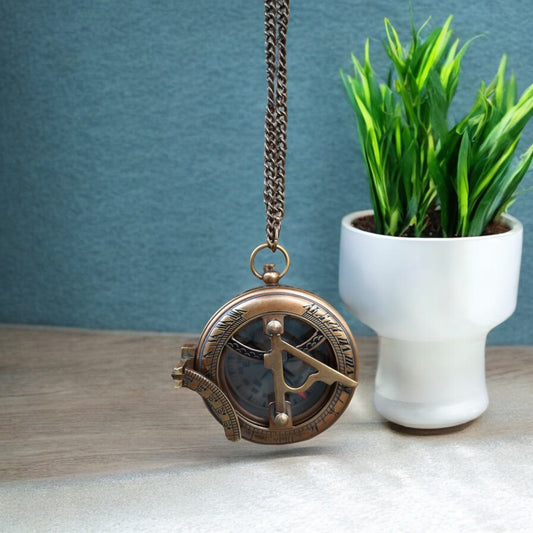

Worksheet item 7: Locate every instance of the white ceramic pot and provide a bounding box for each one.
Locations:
[339,210,523,429]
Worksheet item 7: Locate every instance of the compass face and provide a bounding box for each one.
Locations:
[196,285,358,444]
[221,316,333,424]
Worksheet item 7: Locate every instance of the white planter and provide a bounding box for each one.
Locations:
[339,210,523,429]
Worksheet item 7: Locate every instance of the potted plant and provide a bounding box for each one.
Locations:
[339,15,533,429]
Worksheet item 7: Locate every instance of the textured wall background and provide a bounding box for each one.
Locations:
[1,0,532,343]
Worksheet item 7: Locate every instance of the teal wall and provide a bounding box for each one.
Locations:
[2,0,532,343]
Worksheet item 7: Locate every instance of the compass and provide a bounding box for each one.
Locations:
[171,0,359,444]
[172,248,358,444]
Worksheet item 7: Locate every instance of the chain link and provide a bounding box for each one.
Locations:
[263,0,290,251]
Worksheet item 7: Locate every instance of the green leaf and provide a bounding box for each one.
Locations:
[469,136,520,203]
[493,55,507,109]
[415,15,453,90]
[479,84,533,158]
[440,36,478,102]
[384,18,404,69]
[456,132,471,235]
[468,144,533,235]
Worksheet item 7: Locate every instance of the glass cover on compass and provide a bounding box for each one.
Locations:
[221,316,335,425]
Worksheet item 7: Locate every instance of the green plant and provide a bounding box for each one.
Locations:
[341,15,533,237]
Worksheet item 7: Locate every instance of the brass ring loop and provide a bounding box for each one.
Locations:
[249,243,290,280]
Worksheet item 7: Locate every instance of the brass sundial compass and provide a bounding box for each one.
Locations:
[172,0,358,444]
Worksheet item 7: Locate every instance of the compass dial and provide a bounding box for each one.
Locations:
[195,285,358,444]
[221,316,332,424]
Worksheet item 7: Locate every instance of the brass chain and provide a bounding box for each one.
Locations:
[263,0,290,252]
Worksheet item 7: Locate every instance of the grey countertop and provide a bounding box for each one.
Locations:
[1,326,532,532]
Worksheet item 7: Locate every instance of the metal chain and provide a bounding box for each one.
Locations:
[263,0,290,252]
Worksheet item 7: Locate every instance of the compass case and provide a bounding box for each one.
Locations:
[194,284,359,444]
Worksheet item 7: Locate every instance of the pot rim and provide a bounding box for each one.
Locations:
[342,209,523,243]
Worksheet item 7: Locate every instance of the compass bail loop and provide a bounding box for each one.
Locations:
[249,243,290,283]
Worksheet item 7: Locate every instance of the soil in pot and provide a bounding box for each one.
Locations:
[352,210,511,237]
